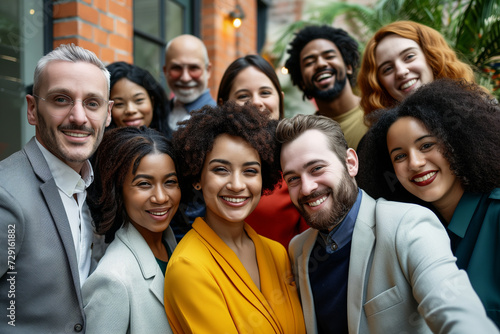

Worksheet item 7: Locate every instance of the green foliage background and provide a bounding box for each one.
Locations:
[270,0,500,97]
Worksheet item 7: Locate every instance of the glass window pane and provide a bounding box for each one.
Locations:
[133,35,162,81]
[134,0,160,38]
[165,1,184,41]
[0,0,43,160]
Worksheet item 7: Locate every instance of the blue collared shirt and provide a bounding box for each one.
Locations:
[318,189,362,254]
[184,89,216,112]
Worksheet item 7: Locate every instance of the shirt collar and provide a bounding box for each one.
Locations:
[183,89,216,112]
[35,139,94,197]
[318,189,362,254]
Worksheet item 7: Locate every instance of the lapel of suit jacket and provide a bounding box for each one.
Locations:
[119,224,177,305]
[296,229,319,334]
[25,139,83,302]
[347,190,376,333]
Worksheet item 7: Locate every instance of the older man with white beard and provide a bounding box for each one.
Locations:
[163,34,216,132]
[277,114,499,334]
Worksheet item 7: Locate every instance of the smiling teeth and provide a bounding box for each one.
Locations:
[149,210,168,216]
[65,132,89,137]
[223,197,246,203]
[413,171,436,183]
[316,73,332,81]
[308,195,327,207]
[401,79,416,90]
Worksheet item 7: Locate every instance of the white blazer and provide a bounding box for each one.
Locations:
[83,223,176,333]
[289,190,498,333]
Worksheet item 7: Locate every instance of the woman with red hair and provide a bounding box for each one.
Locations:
[358,21,476,126]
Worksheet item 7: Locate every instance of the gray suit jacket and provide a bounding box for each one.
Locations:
[290,190,498,333]
[83,223,176,334]
[0,138,86,333]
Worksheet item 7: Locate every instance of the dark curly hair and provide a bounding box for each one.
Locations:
[172,101,282,196]
[88,126,181,243]
[285,25,359,90]
[106,61,172,138]
[357,79,500,204]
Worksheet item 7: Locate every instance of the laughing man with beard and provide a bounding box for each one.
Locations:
[276,114,499,334]
[285,25,367,150]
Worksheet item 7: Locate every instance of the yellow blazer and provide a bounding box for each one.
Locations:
[164,217,305,334]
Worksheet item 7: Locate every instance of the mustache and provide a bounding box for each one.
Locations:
[299,189,331,205]
[174,80,198,87]
[59,124,95,135]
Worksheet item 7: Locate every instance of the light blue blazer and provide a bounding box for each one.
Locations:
[289,190,498,333]
[83,223,176,333]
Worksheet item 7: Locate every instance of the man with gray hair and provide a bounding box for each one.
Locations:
[163,34,216,132]
[277,114,499,333]
[0,44,112,332]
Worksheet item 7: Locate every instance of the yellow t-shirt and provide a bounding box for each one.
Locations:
[330,105,368,150]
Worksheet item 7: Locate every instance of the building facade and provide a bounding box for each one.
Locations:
[0,0,269,159]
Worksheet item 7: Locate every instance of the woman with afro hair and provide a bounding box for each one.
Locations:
[216,54,308,248]
[164,101,305,334]
[357,79,500,327]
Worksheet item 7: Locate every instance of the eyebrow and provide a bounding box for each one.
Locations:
[283,159,327,178]
[208,159,261,167]
[46,88,106,100]
[301,49,337,64]
[132,172,177,181]
[234,86,273,95]
[377,47,418,71]
[389,134,434,155]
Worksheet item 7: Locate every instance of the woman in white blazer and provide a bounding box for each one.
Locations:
[83,127,182,333]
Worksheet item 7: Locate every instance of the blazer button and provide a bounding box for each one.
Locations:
[330,242,338,251]
[74,323,83,332]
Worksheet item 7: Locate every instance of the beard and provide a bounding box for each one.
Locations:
[296,170,358,231]
[172,75,208,104]
[303,68,348,102]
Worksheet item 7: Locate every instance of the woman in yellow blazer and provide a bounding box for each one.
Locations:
[165,102,305,334]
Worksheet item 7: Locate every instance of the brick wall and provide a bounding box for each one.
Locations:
[50,0,258,97]
[201,0,258,98]
[53,0,133,64]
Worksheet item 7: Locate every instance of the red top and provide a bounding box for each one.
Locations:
[246,182,309,248]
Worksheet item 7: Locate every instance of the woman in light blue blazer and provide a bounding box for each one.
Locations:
[83,126,182,333]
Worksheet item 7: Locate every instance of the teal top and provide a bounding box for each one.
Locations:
[155,241,173,276]
[448,188,500,328]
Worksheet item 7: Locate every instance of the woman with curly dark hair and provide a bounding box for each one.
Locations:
[217,55,308,248]
[164,102,305,333]
[83,126,180,333]
[106,61,172,138]
[357,79,500,327]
